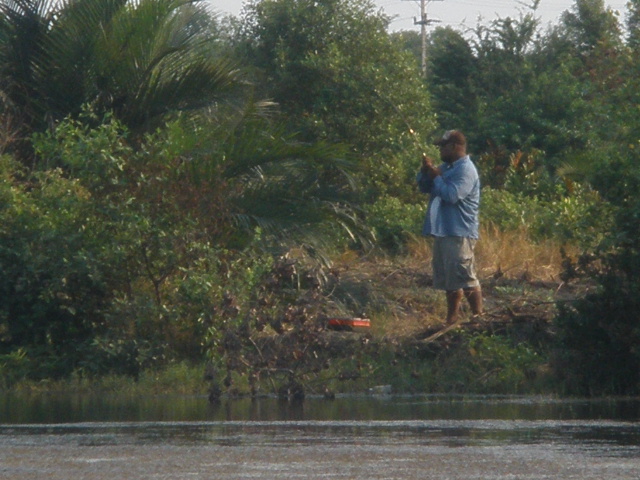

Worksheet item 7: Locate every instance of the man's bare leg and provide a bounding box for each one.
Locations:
[464,286,483,316]
[446,289,464,324]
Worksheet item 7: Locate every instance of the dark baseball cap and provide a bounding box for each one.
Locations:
[433,130,466,146]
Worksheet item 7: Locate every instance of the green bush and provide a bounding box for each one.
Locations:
[554,290,640,395]
[1,115,197,379]
[481,184,611,248]
[0,349,30,389]
[554,195,640,395]
[364,195,424,250]
[553,148,640,395]
[0,156,113,378]
[481,187,543,232]
[435,332,542,394]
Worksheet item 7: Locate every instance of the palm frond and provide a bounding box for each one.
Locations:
[0,0,60,105]
[1,0,244,142]
[90,0,241,130]
[179,100,372,248]
[31,0,127,118]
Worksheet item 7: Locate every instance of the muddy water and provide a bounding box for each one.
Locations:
[1,395,640,479]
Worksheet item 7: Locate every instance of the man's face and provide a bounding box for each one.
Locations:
[438,142,457,163]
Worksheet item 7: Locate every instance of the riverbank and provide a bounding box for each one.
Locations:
[5,238,590,400]
[1,225,595,399]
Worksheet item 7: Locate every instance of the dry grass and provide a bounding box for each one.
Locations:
[474,225,574,283]
[405,225,574,283]
[334,227,578,338]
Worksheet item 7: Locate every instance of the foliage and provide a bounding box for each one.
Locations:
[561,0,621,54]
[236,0,436,200]
[424,0,625,166]
[426,27,478,137]
[0,152,117,376]
[7,360,209,394]
[0,0,242,159]
[554,285,640,396]
[480,173,611,250]
[201,251,368,400]
[433,332,542,394]
[0,96,368,380]
[150,107,370,251]
[427,12,542,153]
[549,0,640,396]
[629,0,640,48]
[2,0,640,395]
[0,348,29,389]
[553,151,640,395]
[481,188,542,232]
[364,195,423,251]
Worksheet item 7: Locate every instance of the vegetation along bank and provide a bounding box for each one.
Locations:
[1,0,640,398]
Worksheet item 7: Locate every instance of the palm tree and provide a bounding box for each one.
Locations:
[141,98,372,258]
[0,0,242,159]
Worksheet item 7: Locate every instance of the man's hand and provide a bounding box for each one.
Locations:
[421,154,441,178]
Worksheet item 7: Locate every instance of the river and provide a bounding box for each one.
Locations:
[1,394,639,479]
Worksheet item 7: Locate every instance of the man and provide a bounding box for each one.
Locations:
[417,129,483,324]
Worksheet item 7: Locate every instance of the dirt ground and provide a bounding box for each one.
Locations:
[330,247,591,341]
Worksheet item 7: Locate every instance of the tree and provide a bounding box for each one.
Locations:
[425,10,583,158]
[0,0,242,159]
[0,0,374,380]
[0,98,370,379]
[629,0,640,49]
[471,12,545,152]
[545,0,626,179]
[554,149,640,395]
[391,30,422,71]
[426,27,478,144]
[236,0,436,201]
[561,0,621,55]
[550,1,640,396]
[424,4,623,169]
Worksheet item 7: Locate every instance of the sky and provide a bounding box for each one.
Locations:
[208,0,630,32]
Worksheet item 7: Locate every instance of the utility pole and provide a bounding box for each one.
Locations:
[410,0,441,78]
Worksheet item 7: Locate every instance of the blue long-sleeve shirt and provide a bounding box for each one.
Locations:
[416,155,480,239]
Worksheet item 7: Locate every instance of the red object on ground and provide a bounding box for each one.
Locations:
[327,317,370,330]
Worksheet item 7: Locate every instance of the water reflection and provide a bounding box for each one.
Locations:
[1,393,640,424]
[2,395,640,480]
[2,393,640,450]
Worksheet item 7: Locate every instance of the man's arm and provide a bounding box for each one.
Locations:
[431,162,477,204]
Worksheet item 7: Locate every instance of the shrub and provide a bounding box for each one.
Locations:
[0,349,30,389]
[0,156,113,378]
[553,154,640,396]
[481,187,542,232]
[434,332,541,394]
[365,195,424,251]
[481,184,611,249]
[554,199,640,395]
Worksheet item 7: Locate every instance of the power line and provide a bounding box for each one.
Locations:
[385,0,630,32]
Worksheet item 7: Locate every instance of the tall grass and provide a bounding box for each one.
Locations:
[406,224,574,283]
[475,225,575,282]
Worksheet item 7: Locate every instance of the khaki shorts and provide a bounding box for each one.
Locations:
[432,236,480,291]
